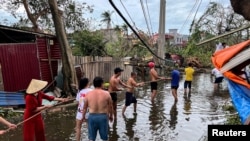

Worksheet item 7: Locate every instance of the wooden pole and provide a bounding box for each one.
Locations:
[3,98,75,133]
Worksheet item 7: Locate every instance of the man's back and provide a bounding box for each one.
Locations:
[171,70,180,86]
[87,89,111,114]
[185,67,194,81]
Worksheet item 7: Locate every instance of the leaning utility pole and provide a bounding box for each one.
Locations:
[157,0,166,65]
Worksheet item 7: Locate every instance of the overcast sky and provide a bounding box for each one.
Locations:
[82,0,231,35]
[0,0,231,35]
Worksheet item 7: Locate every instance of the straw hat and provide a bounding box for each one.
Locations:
[26,79,48,94]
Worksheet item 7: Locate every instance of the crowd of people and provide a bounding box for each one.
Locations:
[0,60,227,141]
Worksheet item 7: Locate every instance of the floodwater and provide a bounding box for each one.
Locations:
[0,73,231,141]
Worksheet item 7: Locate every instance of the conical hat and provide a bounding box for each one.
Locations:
[26,79,48,94]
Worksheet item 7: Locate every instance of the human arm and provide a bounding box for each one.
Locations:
[108,95,113,122]
[82,98,88,122]
[33,92,68,112]
[151,69,165,80]
[0,117,17,129]
[131,79,144,87]
[119,79,132,89]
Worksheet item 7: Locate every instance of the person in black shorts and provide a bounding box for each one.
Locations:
[122,72,144,115]
[148,62,166,102]
[108,67,132,119]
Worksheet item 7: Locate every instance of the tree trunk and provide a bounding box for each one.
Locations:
[230,0,250,21]
[48,0,78,96]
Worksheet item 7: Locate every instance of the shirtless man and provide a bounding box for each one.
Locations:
[148,62,165,102]
[108,67,131,119]
[82,76,113,141]
[122,72,144,115]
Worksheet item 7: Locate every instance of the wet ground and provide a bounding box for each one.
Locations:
[0,73,232,141]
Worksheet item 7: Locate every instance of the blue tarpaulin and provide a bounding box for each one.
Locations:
[0,91,25,106]
[227,79,250,124]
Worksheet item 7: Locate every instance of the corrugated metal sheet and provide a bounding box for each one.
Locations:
[0,91,25,106]
[36,37,60,85]
[50,39,61,59]
[0,43,40,91]
[0,26,62,92]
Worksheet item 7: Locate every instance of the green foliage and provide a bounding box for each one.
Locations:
[223,105,241,125]
[0,0,93,32]
[72,30,107,56]
[0,108,22,118]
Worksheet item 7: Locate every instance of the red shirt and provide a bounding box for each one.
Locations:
[24,91,54,120]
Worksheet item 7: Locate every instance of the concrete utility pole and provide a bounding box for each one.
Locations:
[157,0,166,65]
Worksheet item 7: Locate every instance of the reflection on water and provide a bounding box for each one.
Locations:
[109,120,119,140]
[169,101,178,130]
[122,113,137,140]
[0,73,231,141]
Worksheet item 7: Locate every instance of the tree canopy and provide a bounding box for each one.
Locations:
[72,30,108,57]
[0,0,93,32]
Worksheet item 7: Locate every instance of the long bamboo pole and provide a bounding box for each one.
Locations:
[196,24,250,46]
[3,98,75,133]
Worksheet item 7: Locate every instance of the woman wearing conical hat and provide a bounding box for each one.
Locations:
[23,79,67,141]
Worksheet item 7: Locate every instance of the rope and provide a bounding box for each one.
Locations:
[3,98,75,133]
[141,78,170,84]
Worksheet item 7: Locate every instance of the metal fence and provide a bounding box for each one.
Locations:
[73,56,133,83]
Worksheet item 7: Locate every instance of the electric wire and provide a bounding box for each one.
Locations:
[189,0,202,36]
[140,0,152,37]
[179,0,200,34]
[120,0,137,29]
[109,0,166,61]
[145,0,154,36]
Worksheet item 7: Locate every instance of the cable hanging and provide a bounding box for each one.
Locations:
[109,0,166,61]
[140,0,152,37]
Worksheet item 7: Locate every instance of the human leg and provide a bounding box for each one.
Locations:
[95,114,108,141]
[171,86,178,101]
[88,114,98,141]
[110,92,118,119]
[151,90,157,101]
[122,106,127,115]
[132,95,137,113]
[188,81,192,93]
[113,101,117,119]
[75,119,82,141]
[122,92,132,115]
[150,82,158,102]
[133,103,137,113]
[184,81,188,93]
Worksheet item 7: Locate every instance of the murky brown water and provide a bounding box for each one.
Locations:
[0,73,231,141]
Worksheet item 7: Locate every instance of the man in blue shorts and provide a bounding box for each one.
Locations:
[82,77,113,141]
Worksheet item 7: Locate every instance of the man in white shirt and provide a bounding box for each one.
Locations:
[211,68,224,90]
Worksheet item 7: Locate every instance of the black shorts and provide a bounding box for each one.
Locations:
[150,82,158,91]
[110,92,117,102]
[125,92,137,106]
[171,86,179,89]
[184,81,192,88]
[214,77,224,83]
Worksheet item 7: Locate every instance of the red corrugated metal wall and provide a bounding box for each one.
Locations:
[36,37,61,85]
[0,43,40,91]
